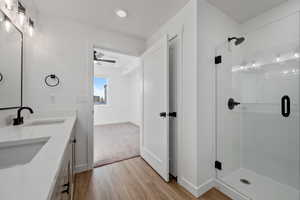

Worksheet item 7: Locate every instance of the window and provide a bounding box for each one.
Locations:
[94,77,108,105]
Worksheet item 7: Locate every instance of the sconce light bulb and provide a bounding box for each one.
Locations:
[295,52,300,58]
[19,12,25,26]
[4,19,11,32]
[28,26,34,36]
[28,18,34,37]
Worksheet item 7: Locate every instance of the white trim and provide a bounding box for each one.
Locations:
[214,179,250,200]
[75,164,89,174]
[178,177,250,199]
[176,26,184,186]
[196,179,215,197]
[178,177,214,197]
[86,42,143,171]
[141,147,163,164]
[87,42,94,171]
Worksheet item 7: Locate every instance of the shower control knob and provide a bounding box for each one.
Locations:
[228,98,240,110]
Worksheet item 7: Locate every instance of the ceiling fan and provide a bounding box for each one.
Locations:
[94,50,116,64]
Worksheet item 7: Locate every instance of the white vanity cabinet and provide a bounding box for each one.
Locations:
[50,130,76,200]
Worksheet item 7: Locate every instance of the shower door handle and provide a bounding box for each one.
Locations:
[228,98,240,110]
[281,95,290,117]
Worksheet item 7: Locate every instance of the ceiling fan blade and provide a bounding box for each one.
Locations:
[97,59,116,63]
[94,51,116,63]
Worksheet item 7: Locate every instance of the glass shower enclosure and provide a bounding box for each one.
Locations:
[215,12,299,200]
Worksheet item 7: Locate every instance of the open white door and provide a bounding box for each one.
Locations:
[142,35,169,182]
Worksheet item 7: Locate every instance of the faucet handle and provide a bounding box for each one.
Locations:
[13,117,24,126]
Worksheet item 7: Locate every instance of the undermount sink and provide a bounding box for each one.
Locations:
[0,138,49,169]
[24,119,65,127]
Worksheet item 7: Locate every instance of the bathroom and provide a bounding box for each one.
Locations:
[0,0,299,200]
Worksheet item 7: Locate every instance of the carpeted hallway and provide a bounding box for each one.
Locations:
[93,122,140,167]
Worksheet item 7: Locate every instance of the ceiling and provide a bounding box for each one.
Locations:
[207,0,288,23]
[33,0,190,40]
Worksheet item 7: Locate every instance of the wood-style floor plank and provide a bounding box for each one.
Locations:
[74,157,231,200]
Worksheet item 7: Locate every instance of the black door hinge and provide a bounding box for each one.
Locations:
[215,161,222,170]
[215,55,222,64]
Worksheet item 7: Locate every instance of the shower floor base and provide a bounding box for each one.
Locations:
[221,168,299,200]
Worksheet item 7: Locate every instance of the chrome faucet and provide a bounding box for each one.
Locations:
[13,107,34,126]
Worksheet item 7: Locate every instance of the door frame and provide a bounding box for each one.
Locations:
[86,43,143,170]
[171,27,184,181]
[86,26,184,174]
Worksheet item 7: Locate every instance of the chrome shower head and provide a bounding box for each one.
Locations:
[228,37,245,46]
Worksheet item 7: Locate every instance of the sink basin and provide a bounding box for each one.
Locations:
[0,138,49,169]
[24,119,65,127]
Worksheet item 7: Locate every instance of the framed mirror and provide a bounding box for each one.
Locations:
[0,10,23,110]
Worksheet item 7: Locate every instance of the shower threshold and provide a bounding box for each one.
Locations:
[220,168,299,200]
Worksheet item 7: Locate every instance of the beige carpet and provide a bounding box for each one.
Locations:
[94,122,140,168]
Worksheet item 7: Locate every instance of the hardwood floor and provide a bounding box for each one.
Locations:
[74,157,231,200]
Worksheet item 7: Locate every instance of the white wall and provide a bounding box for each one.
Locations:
[93,65,142,126]
[127,67,143,126]
[22,15,145,171]
[147,0,199,195]
[197,0,239,193]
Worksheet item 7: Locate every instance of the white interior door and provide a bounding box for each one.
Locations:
[142,35,169,182]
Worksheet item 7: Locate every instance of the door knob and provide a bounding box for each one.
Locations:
[228,98,240,110]
[168,112,177,117]
[160,112,167,118]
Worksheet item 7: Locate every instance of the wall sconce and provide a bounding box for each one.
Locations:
[28,17,34,36]
[18,1,26,26]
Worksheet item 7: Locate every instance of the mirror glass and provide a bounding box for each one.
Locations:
[0,11,23,110]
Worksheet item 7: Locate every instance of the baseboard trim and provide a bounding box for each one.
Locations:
[196,178,215,197]
[75,164,89,174]
[94,121,139,127]
[178,177,214,197]
[214,179,249,200]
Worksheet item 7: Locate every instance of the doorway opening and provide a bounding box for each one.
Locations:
[93,47,142,168]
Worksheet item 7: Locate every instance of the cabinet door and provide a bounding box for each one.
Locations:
[50,133,75,200]
[70,132,76,200]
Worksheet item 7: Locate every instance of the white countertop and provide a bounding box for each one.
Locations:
[0,115,76,200]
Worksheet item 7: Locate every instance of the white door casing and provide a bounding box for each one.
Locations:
[141,35,170,182]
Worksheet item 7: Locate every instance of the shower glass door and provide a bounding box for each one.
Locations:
[216,12,299,200]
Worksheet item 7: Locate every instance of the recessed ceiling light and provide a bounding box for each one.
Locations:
[115,9,127,18]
